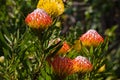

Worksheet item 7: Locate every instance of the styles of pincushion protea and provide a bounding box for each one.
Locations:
[49,56,93,78]
[25,8,52,29]
[80,29,104,47]
[37,0,64,17]
[73,56,93,73]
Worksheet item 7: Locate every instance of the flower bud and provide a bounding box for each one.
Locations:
[98,64,106,72]
[0,56,4,63]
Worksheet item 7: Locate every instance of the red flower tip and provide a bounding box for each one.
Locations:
[25,8,52,29]
[80,29,104,47]
[73,56,93,73]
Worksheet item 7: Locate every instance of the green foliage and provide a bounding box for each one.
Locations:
[0,0,120,80]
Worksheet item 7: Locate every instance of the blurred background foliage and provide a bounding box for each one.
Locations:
[0,0,120,80]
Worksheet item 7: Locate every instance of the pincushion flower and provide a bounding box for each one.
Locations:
[80,29,104,47]
[49,56,93,78]
[51,56,74,78]
[73,56,93,73]
[37,0,64,17]
[25,8,52,29]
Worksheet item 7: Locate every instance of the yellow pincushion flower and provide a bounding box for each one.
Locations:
[37,0,64,17]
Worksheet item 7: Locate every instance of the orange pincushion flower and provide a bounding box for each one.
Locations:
[80,29,104,47]
[25,8,52,29]
[51,56,74,78]
[73,56,93,73]
[37,0,64,17]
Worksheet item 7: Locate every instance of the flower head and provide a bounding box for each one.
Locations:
[37,0,64,17]
[80,29,104,47]
[25,8,52,29]
[51,56,74,78]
